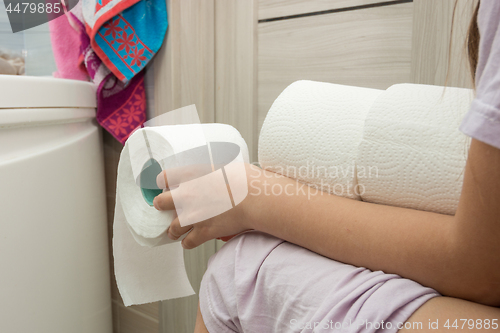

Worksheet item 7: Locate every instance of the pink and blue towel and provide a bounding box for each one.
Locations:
[49,0,166,143]
[83,0,167,83]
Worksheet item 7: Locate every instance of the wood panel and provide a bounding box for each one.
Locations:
[410,0,478,89]
[154,1,218,332]
[154,0,215,122]
[215,0,258,162]
[102,131,125,333]
[259,0,399,20]
[116,301,160,333]
[258,2,413,132]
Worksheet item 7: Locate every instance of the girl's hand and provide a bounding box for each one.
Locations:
[153,163,276,249]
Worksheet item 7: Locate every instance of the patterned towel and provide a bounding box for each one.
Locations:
[69,3,154,143]
[82,0,167,83]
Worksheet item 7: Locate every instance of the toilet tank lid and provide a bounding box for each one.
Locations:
[0,75,96,109]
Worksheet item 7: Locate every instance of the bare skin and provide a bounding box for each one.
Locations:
[194,303,209,333]
[155,139,500,332]
[401,297,500,332]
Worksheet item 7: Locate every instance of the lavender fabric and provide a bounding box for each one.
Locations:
[460,0,500,149]
[199,232,438,333]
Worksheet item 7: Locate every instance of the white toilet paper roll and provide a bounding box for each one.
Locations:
[119,124,207,247]
[114,123,249,306]
[357,83,474,215]
[259,81,474,215]
[259,80,383,199]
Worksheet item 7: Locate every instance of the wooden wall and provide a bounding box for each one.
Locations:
[411,0,478,88]
[155,1,217,332]
[215,0,259,161]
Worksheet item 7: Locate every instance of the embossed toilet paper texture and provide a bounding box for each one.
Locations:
[357,84,474,215]
[259,80,384,200]
[259,80,474,216]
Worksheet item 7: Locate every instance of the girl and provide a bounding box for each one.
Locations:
[155,1,500,331]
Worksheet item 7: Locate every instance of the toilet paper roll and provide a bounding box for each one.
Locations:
[119,124,208,247]
[114,123,249,306]
[357,83,474,215]
[259,80,383,199]
[259,81,474,215]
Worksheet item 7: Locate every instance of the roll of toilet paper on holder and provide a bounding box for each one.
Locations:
[114,123,249,306]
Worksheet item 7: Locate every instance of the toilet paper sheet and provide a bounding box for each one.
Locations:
[259,81,474,215]
[114,123,249,306]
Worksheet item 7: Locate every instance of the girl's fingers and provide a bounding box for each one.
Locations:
[156,164,214,189]
[153,191,175,211]
[156,170,168,189]
[168,217,193,240]
[181,227,211,249]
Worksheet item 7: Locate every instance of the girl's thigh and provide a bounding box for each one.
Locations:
[400,296,500,332]
[199,231,440,333]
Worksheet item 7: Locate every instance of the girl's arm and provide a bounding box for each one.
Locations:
[156,138,500,306]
